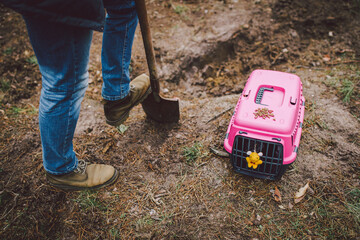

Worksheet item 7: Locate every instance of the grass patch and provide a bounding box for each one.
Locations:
[323,65,360,119]
[324,66,360,103]
[172,4,188,15]
[340,78,355,103]
[26,55,38,65]
[72,191,107,211]
[0,78,11,92]
[10,106,25,115]
[109,227,121,239]
[135,215,154,230]
[171,3,190,21]
[7,105,38,117]
[3,47,13,55]
[345,188,360,225]
[182,142,204,165]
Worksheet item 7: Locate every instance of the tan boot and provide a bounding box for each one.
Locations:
[46,160,119,191]
[104,74,151,126]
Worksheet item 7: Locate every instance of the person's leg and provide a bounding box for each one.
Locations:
[101,0,138,101]
[23,16,119,190]
[102,0,151,126]
[24,16,92,175]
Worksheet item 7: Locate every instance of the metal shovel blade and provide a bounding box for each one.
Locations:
[142,92,180,123]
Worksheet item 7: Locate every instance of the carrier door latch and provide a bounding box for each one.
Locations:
[243,90,251,97]
[290,97,297,105]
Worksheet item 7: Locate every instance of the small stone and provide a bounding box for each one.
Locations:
[149,209,157,216]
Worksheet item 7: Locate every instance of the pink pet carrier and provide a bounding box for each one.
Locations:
[224,69,305,180]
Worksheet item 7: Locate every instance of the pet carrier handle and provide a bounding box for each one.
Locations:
[255,87,274,104]
[292,99,305,152]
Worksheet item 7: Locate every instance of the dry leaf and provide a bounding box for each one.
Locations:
[288,202,294,210]
[274,186,282,202]
[249,211,262,225]
[116,124,129,134]
[308,187,315,195]
[323,54,331,62]
[294,181,310,204]
[148,163,154,171]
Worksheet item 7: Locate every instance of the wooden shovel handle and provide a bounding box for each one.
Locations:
[135,0,160,94]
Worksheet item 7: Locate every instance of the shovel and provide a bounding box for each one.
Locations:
[135,0,180,123]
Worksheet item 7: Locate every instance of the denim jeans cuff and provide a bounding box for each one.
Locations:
[102,90,130,101]
[44,158,78,175]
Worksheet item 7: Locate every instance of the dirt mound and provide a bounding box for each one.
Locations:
[273,0,360,54]
[154,0,360,99]
[273,0,357,35]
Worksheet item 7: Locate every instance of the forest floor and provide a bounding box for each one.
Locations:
[0,0,359,239]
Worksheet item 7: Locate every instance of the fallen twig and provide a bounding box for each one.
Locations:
[325,60,360,65]
[206,107,233,123]
[210,147,230,157]
[0,190,19,220]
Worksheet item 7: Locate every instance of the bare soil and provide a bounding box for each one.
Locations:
[1,0,359,239]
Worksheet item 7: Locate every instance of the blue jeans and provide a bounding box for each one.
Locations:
[24,0,138,175]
